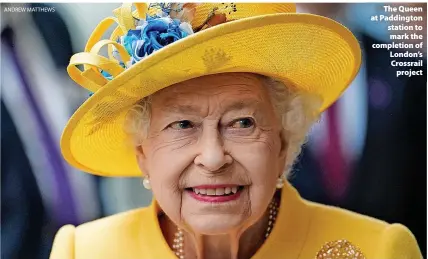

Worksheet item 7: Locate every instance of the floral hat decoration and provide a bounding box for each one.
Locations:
[63,3,361,177]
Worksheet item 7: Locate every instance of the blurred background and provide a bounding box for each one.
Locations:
[1,3,426,259]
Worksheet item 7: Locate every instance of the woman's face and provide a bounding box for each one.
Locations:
[137,73,287,235]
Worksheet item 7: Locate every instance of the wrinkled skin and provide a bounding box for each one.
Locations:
[136,73,287,259]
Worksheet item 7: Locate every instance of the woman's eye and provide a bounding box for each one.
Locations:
[168,120,194,130]
[230,118,255,129]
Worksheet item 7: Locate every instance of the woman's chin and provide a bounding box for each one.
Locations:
[180,186,251,234]
[185,215,245,235]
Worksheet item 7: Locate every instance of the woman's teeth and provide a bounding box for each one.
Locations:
[193,186,239,195]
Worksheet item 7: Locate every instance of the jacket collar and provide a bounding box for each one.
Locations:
[146,180,310,259]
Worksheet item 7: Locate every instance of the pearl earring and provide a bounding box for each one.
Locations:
[276,176,285,189]
[143,176,151,190]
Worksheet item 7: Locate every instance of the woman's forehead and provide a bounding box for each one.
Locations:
[159,99,266,116]
[152,73,269,102]
[150,73,273,112]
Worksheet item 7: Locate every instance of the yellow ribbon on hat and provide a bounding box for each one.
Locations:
[67,3,148,92]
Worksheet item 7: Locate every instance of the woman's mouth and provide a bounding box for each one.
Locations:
[185,185,244,203]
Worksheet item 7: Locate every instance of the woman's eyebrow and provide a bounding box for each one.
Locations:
[164,104,202,114]
[162,99,262,114]
[222,99,261,113]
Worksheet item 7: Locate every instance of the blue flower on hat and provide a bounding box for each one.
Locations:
[85,3,233,96]
[111,5,194,69]
[98,4,195,88]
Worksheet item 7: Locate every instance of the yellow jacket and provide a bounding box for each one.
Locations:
[50,182,422,259]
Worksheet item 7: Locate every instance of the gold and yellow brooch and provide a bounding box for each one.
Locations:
[315,239,366,259]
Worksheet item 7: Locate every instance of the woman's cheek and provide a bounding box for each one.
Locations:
[148,152,184,222]
[148,136,198,190]
[227,135,279,181]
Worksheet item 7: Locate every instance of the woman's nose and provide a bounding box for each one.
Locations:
[194,128,233,172]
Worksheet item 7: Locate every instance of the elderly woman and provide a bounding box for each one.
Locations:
[50,3,422,259]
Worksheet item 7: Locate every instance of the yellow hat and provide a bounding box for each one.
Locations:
[62,3,361,177]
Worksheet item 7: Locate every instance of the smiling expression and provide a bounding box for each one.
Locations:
[137,73,287,234]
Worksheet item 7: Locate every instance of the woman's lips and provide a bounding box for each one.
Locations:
[186,185,243,203]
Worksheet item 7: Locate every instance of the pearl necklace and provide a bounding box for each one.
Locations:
[172,200,279,259]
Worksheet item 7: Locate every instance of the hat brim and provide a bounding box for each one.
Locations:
[61,13,361,177]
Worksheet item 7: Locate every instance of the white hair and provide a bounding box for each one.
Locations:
[124,74,322,178]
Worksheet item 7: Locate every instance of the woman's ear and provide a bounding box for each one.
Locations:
[135,145,149,176]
